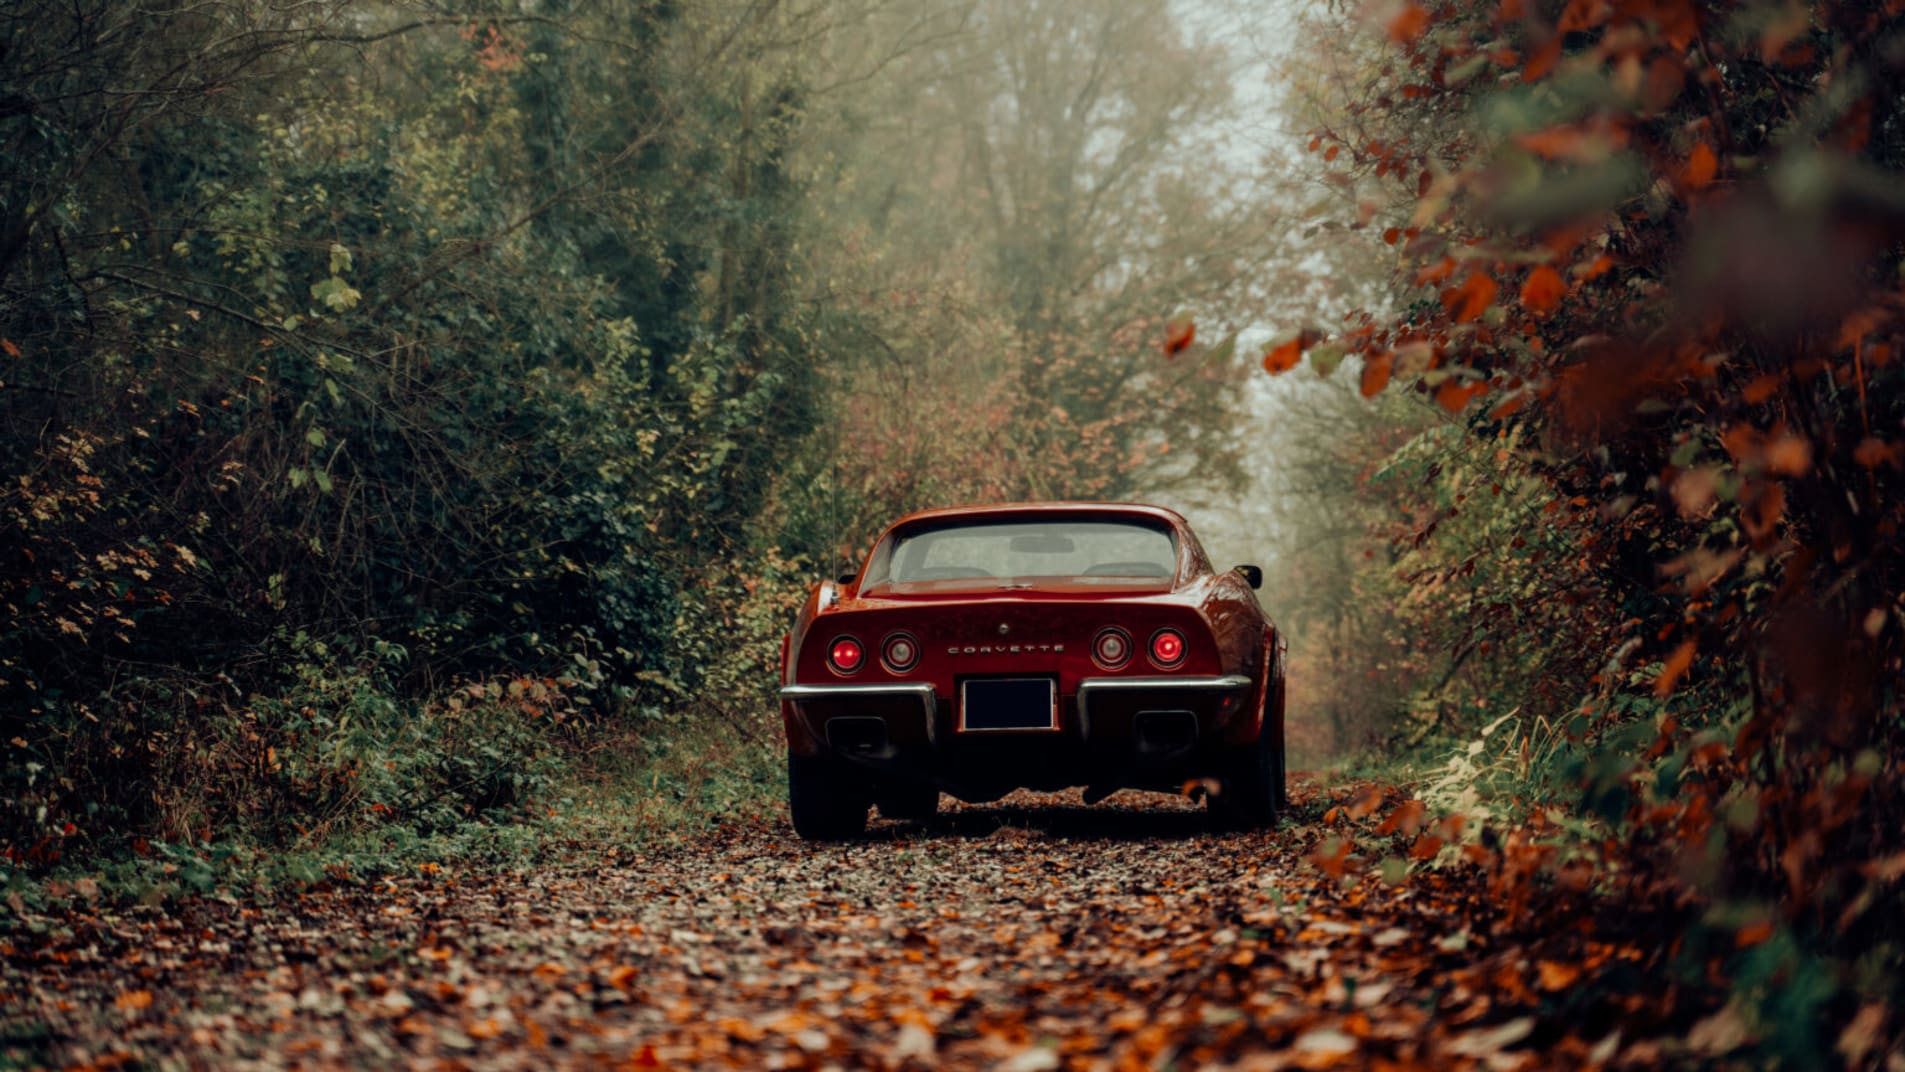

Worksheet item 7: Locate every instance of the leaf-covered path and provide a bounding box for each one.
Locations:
[4,779,1676,1070]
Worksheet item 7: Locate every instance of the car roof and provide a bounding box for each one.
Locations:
[881,501,1190,533]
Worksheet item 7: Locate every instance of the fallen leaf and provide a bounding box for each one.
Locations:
[1293,1027,1359,1066]
[1837,1004,1888,1067]
[1448,1017,1535,1056]
[1536,960,1581,991]
[1688,1004,1752,1055]
[1376,799,1428,836]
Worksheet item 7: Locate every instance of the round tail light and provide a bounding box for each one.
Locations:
[882,632,920,672]
[828,636,865,674]
[1149,628,1186,668]
[1092,627,1133,670]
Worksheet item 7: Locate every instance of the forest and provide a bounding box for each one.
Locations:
[3,0,1901,1067]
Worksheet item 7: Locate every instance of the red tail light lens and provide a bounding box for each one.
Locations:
[828,636,864,674]
[1149,628,1186,668]
[1092,627,1133,670]
[882,632,920,672]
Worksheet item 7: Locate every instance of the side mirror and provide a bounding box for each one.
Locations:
[837,572,858,585]
[1234,564,1263,590]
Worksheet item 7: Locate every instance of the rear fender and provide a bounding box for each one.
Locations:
[1228,627,1279,745]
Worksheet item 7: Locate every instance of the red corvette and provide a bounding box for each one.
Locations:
[778,502,1287,838]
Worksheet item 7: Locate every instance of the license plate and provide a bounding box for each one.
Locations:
[959,678,1058,732]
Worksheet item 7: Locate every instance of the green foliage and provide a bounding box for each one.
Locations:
[0,3,824,857]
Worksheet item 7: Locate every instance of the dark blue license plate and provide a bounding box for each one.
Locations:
[960,677,1058,732]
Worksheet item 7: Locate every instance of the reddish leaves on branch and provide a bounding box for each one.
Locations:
[1415,257,1456,286]
[1361,352,1393,398]
[1262,337,1304,374]
[1519,266,1567,317]
[1442,273,1497,323]
[1654,639,1697,697]
[1280,0,1905,1058]
[1387,3,1430,44]
[1681,142,1718,190]
[1435,379,1488,413]
[1162,317,1195,356]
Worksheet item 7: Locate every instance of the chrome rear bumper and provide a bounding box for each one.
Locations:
[1075,675,1251,740]
[780,683,938,745]
[781,675,1251,748]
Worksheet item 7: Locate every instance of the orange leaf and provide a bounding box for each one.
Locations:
[0,338,18,358]
[1162,317,1195,356]
[1578,253,1615,280]
[1765,434,1812,476]
[1521,38,1561,82]
[1310,836,1356,878]
[1382,226,1401,245]
[1741,374,1782,404]
[1514,127,1585,160]
[1835,306,1888,352]
[1743,482,1785,544]
[1408,834,1444,860]
[1360,352,1393,397]
[1654,639,1697,697]
[1346,786,1385,820]
[1682,142,1718,190]
[1387,3,1430,44]
[1537,960,1582,991]
[1488,391,1529,419]
[1375,799,1428,836]
[1519,265,1567,316]
[1435,379,1488,413]
[1324,145,1341,162]
[1262,337,1304,375]
[1735,920,1774,948]
[1444,273,1499,323]
[116,990,154,1011]
[1415,257,1456,286]
[1643,54,1687,114]
[1854,438,1901,469]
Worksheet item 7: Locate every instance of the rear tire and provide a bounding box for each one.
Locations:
[788,753,869,840]
[1210,706,1284,831]
[874,780,940,822]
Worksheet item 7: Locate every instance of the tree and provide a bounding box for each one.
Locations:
[1274,0,1905,1056]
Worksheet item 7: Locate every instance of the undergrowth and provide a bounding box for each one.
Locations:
[0,703,786,914]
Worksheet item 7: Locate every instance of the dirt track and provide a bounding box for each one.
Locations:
[2,779,1670,1070]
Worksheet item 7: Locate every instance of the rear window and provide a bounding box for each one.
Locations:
[870,519,1178,585]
